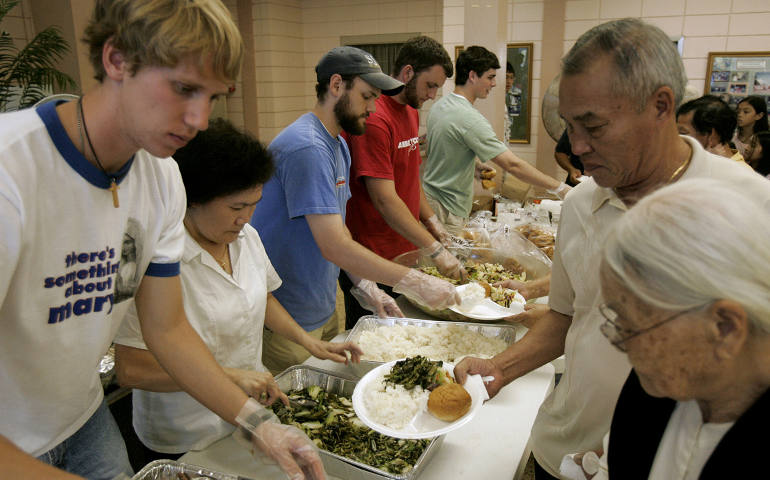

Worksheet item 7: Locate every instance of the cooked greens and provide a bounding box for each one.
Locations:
[270,387,430,474]
[419,262,526,308]
[383,356,450,391]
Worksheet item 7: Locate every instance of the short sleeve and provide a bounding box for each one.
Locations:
[0,180,22,308]
[462,117,508,163]
[548,214,576,316]
[348,118,394,181]
[145,162,187,277]
[279,145,342,218]
[555,130,571,154]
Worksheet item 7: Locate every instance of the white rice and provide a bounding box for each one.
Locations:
[363,371,429,430]
[458,282,486,305]
[357,324,508,363]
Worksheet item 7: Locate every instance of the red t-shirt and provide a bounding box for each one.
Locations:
[343,95,422,260]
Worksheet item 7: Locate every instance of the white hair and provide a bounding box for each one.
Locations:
[602,178,770,332]
[562,18,687,112]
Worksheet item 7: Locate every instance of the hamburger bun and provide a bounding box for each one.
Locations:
[480,169,496,180]
[427,383,472,422]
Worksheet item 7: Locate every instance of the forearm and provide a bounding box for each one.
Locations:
[263,294,315,348]
[493,310,570,383]
[114,343,182,392]
[331,239,409,286]
[418,188,436,223]
[493,151,560,191]
[136,278,249,425]
[0,436,82,479]
[373,195,436,249]
[365,177,436,249]
[554,152,576,174]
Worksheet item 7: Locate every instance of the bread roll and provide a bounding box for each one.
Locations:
[480,169,496,180]
[427,383,472,422]
[481,179,496,190]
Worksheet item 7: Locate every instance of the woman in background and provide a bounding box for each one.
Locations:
[114,119,362,465]
[733,95,769,166]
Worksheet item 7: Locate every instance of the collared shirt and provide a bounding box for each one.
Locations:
[531,136,770,475]
[650,400,733,480]
[114,224,281,453]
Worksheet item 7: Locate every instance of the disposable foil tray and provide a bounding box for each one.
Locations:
[132,459,245,479]
[273,365,444,480]
[345,315,519,375]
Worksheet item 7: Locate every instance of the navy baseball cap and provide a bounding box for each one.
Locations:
[315,46,404,96]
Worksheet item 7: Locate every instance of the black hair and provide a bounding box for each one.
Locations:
[392,36,453,78]
[506,62,514,74]
[173,118,274,206]
[676,95,736,144]
[738,95,769,134]
[454,46,500,85]
[315,74,356,101]
[754,131,770,176]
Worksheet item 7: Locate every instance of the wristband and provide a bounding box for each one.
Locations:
[429,245,444,259]
[235,397,277,429]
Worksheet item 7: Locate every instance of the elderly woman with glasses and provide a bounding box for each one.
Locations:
[564,178,770,480]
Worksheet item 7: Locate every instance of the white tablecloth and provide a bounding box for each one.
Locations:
[180,300,554,480]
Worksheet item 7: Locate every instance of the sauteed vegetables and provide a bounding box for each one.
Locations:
[270,386,430,474]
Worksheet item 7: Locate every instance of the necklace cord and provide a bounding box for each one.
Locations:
[77,97,120,208]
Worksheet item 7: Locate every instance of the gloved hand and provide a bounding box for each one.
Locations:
[419,241,467,282]
[475,162,496,180]
[547,182,571,199]
[350,278,404,318]
[234,398,326,480]
[423,214,453,247]
[392,269,460,310]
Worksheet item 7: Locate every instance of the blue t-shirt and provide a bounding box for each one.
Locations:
[250,113,351,331]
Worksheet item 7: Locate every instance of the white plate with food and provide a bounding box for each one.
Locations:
[351,356,488,439]
[449,282,526,321]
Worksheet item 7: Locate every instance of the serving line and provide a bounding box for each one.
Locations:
[180,326,553,479]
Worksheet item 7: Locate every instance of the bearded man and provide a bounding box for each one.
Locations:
[250,46,459,373]
[339,36,467,329]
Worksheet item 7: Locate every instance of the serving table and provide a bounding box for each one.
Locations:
[180,303,554,480]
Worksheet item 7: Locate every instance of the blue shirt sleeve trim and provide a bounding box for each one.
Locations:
[145,262,180,277]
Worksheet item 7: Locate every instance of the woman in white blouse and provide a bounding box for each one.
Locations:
[564,178,770,480]
[114,119,362,464]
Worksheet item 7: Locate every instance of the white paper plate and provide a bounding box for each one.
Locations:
[351,360,488,439]
[449,284,526,321]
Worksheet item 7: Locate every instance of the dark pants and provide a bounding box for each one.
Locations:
[534,457,561,480]
[338,272,395,330]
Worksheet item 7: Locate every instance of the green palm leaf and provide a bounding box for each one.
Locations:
[0,0,76,110]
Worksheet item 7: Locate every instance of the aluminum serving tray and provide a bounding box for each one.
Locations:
[273,365,444,480]
[345,315,520,375]
[132,459,245,480]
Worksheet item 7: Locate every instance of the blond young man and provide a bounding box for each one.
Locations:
[0,1,323,479]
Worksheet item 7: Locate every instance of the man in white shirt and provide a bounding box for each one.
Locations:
[455,18,770,480]
[0,1,323,479]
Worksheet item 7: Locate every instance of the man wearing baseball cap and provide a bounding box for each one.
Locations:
[251,46,460,373]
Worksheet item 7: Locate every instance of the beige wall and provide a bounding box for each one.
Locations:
[247,0,444,142]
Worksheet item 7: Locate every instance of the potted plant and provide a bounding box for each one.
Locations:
[0,0,76,111]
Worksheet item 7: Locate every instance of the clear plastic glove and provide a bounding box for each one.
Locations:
[224,367,288,407]
[547,182,571,200]
[419,241,467,282]
[304,338,363,364]
[475,162,496,180]
[234,398,326,480]
[392,268,459,310]
[350,278,404,318]
[423,214,453,247]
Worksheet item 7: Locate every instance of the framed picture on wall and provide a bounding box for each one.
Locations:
[505,43,533,144]
[705,51,770,108]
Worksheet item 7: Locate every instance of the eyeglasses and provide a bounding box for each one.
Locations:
[599,303,700,352]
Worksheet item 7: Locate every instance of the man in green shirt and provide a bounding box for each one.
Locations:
[423,46,569,229]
